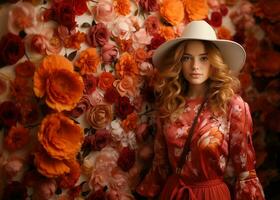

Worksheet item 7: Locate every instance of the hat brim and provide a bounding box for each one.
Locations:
[152,37,246,75]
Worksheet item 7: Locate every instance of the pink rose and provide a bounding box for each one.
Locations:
[132,28,152,49]
[101,43,119,64]
[3,157,24,179]
[69,95,94,118]
[92,0,116,23]
[8,2,36,35]
[87,23,110,47]
[111,17,136,40]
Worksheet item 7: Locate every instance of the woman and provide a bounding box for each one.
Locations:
[136,21,265,200]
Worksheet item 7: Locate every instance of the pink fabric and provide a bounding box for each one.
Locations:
[137,95,265,200]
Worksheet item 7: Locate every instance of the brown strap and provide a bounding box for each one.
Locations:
[176,98,207,174]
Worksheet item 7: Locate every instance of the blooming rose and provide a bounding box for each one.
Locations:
[113,76,137,97]
[104,87,121,104]
[139,0,159,12]
[73,0,88,15]
[87,23,110,47]
[101,43,119,64]
[209,11,222,27]
[92,0,116,23]
[7,1,36,35]
[132,28,152,49]
[111,16,136,40]
[86,104,113,129]
[117,147,135,172]
[148,34,166,50]
[69,95,94,118]
[98,72,115,91]
[160,0,184,25]
[0,33,25,67]
[38,113,84,160]
[139,62,154,76]
[87,129,111,151]
[83,74,98,95]
[144,15,160,36]
[4,124,29,151]
[115,96,134,119]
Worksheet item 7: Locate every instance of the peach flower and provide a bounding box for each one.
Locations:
[132,28,152,49]
[38,113,84,160]
[183,0,209,21]
[8,1,36,34]
[115,52,139,78]
[113,76,138,97]
[160,0,184,25]
[86,104,113,129]
[111,16,136,40]
[75,48,101,75]
[92,0,116,23]
[34,55,84,112]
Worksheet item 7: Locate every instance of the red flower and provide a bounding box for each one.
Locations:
[209,11,222,27]
[73,0,88,15]
[104,87,120,104]
[87,188,106,200]
[58,160,81,189]
[87,23,110,47]
[115,96,134,119]
[15,61,35,78]
[0,101,21,127]
[90,129,111,151]
[83,74,98,95]
[2,181,28,200]
[0,33,25,67]
[148,34,166,50]
[139,0,159,12]
[220,4,228,16]
[117,147,135,172]
[4,124,30,151]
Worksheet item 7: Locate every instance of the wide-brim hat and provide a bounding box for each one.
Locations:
[152,20,246,75]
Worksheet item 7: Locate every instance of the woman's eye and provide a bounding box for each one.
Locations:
[181,56,191,62]
[200,56,208,62]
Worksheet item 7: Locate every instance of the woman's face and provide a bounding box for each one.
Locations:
[181,41,211,86]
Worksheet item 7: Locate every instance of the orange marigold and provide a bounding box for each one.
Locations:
[160,0,185,25]
[38,113,84,160]
[121,112,138,132]
[217,26,232,40]
[114,0,131,16]
[115,37,133,52]
[63,31,86,49]
[115,52,139,78]
[4,124,29,151]
[183,0,208,21]
[34,148,70,178]
[75,48,101,75]
[34,55,84,112]
[98,72,115,91]
[160,26,176,40]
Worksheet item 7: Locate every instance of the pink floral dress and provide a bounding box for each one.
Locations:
[137,95,265,200]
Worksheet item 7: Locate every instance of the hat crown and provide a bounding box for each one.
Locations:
[181,20,217,40]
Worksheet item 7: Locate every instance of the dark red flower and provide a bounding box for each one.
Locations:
[87,188,107,200]
[115,96,134,119]
[148,34,166,50]
[73,0,88,15]
[87,23,110,47]
[0,33,25,67]
[92,129,111,151]
[0,101,21,127]
[210,11,222,27]
[139,0,159,12]
[83,74,98,95]
[104,87,120,104]
[2,181,28,200]
[15,60,35,78]
[117,147,135,172]
[220,4,228,16]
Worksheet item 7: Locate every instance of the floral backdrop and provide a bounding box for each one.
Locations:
[0,0,279,199]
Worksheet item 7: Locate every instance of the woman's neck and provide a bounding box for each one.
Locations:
[186,83,208,99]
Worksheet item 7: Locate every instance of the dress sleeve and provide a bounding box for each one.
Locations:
[228,95,265,200]
[136,117,171,198]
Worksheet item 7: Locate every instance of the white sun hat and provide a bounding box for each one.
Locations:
[152,20,246,75]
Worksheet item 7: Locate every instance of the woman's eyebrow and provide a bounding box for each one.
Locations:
[183,53,208,56]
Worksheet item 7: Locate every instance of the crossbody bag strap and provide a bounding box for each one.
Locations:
[176,98,207,174]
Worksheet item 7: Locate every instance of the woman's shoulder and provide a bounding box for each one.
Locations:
[228,94,246,107]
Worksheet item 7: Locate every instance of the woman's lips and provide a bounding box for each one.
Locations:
[190,73,202,78]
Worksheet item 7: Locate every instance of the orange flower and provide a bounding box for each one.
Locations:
[98,72,115,91]
[115,37,133,52]
[38,113,84,160]
[4,124,29,151]
[183,0,208,21]
[75,48,101,75]
[134,48,149,62]
[217,26,232,40]
[86,104,113,129]
[115,52,139,78]
[11,77,33,102]
[160,26,176,40]
[34,148,70,178]
[114,0,131,16]
[34,55,84,112]
[63,31,86,49]
[121,112,138,132]
[58,160,81,189]
[15,61,35,78]
[160,0,185,25]
[113,76,137,97]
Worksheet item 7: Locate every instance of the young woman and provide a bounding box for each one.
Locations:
[136,21,265,200]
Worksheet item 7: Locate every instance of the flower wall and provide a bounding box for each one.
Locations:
[0,0,279,199]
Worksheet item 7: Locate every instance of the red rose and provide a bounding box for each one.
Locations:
[139,0,159,12]
[73,0,88,16]
[209,11,222,27]
[0,33,25,67]
[0,101,21,127]
[87,23,110,47]
[115,96,134,119]
[52,0,76,30]
[117,147,135,172]
[83,74,98,95]
[90,129,111,151]
[104,87,121,104]
[148,34,166,50]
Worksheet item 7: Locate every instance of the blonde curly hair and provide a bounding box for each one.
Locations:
[154,40,240,121]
